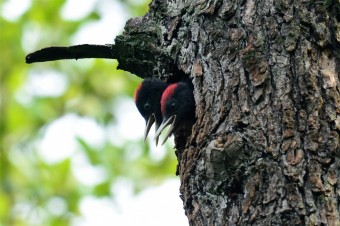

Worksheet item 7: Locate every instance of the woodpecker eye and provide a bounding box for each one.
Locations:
[144,103,151,111]
[170,102,176,109]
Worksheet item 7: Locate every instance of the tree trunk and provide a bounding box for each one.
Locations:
[118,0,340,225]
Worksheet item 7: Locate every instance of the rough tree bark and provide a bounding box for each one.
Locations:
[118,0,340,225]
[115,0,340,225]
[27,0,340,225]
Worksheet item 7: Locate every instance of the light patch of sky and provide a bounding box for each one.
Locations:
[60,0,97,21]
[21,21,44,53]
[109,97,173,160]
[71,152,108,186]
[46,197,68,217]
[37,114,105,164]
[148,129,174,161]
[72,179,188,226]
[70,0,129,44]
[17,70,68,103]
[12,202,47,226]
[111,97,145,141]
[1,0,31,21]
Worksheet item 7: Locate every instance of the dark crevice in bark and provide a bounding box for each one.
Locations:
[167,68,188,83]
[242,68,253,109]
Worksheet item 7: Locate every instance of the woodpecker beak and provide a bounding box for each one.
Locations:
[154,122,160,146]
[144,114,155,142]
[154,115,176,146]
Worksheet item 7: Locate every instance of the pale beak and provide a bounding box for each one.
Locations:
[154,115,176,146]
[144,114,155,142]
[154,123,160,146]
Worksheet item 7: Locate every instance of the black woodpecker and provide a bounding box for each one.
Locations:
[154,81,195,145]
[134,79,168,145]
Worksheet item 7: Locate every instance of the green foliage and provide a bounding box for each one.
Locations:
[0,0,178,225]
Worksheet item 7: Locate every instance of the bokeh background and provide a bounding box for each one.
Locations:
[0,0,187,225]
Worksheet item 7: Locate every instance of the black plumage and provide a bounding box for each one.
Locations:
[134,79,168,144]
[155,81,195,145]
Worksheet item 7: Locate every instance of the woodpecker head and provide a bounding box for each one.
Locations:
[134,79,168,144]
[155,82,195,145]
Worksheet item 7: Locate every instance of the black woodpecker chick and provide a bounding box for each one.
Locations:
[155,82,195,145]
[134,79,168,144]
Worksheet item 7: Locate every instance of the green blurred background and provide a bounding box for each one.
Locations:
[0,0,183,225]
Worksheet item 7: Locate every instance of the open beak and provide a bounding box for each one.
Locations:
[154,115,176,146]
[144,114,155,142]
